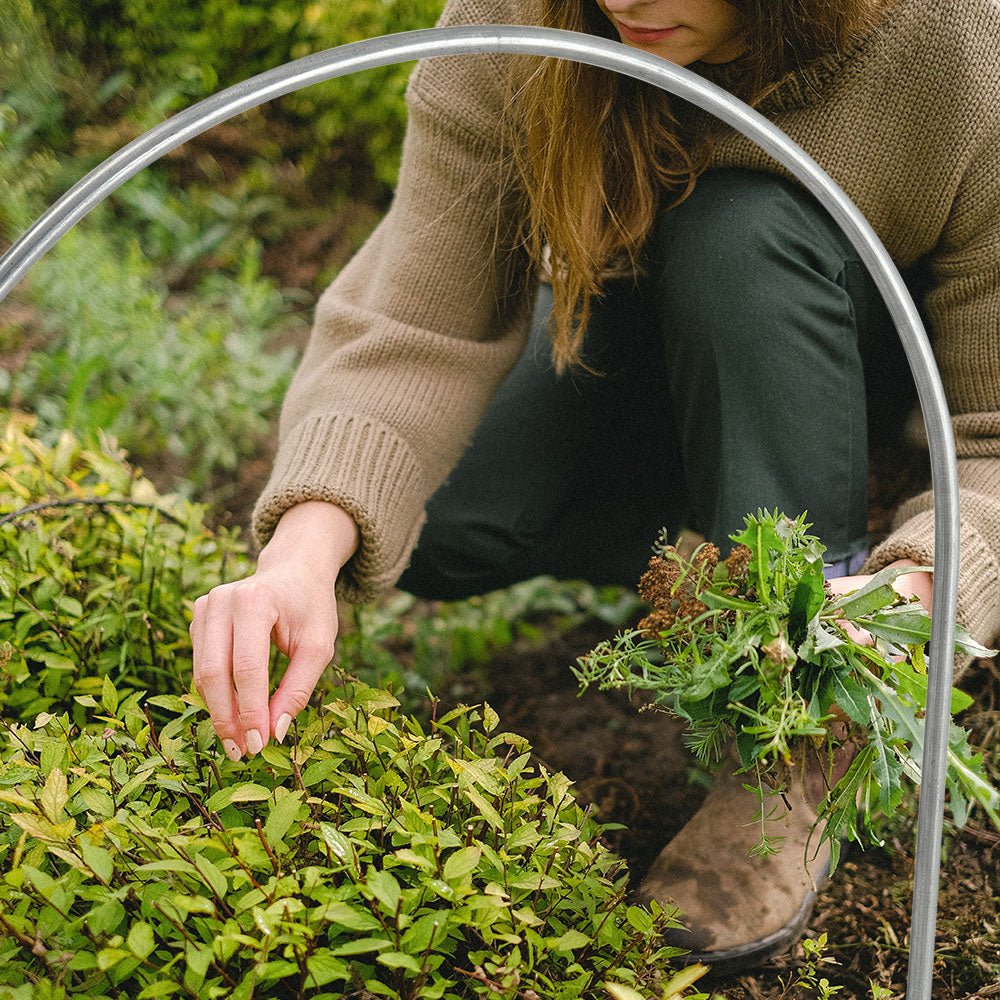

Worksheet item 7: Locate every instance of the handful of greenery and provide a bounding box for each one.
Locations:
[574,511,1000,868]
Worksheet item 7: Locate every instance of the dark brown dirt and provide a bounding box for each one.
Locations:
[483,626,709,880]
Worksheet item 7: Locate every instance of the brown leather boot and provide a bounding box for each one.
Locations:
[634,769,830,976]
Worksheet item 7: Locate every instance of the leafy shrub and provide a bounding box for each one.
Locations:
[0,416,711,999]
[0,412,250,723]
[36,0,445,187]
[0,677,699,999]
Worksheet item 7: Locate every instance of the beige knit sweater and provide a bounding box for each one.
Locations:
[254,0,1000,654]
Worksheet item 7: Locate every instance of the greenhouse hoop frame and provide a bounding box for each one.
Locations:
[0,26,964,1000]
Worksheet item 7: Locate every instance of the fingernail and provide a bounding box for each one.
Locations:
[246,729,264,755]
[222,739,241,762]
[275,713,293,744]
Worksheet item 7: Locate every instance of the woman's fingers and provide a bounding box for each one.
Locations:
[189,501,357,756]
[269,629,339,744]
[191,590,242,760]
[192,582,280,760]
[231,586,280,755]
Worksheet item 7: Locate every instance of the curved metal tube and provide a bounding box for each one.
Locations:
[0,25,957,999]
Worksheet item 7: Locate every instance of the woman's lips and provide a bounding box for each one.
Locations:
[615,21,681,44]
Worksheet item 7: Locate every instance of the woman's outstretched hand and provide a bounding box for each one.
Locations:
[190,501,360,760]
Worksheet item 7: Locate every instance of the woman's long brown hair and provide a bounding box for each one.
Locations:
[508,0,885,371]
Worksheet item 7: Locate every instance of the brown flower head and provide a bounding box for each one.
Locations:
[692,543,720,574]
[638,553,681,609]
[638,608,677,639]
[725,544,752,586]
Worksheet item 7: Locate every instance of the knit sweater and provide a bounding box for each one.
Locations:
[253,0,1000,656]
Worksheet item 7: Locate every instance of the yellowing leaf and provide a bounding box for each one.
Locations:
[661,963,711,998]
[11,811,64,843]
[482,703,500,734]
[127,921,156,959]
[41,767,68,823]
[367,715,392,736]
[0,788,39,813]
[604,983,646,1000]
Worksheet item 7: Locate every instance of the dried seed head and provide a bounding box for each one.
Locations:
[692,543,720,573]
[638,608,676,638]
[677,596,708,622]
[725,544,752,584]
[762,635,795,668]
[638,554,680,608]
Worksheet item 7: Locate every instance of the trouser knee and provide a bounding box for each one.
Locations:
[647,169,879,561]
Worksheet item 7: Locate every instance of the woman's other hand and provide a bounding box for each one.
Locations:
[190,501,359,760]
[826,557,934,647]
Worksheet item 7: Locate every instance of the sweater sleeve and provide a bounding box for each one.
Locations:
[864,130,1000,662]
[252,4,535,602]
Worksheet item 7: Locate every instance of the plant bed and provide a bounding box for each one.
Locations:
[0,676,708,999]
[3,416,999,998]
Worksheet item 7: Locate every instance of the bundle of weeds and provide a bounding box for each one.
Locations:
[574,511,1000,868]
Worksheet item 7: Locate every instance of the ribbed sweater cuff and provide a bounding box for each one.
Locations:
[864,509,1000,680]
[252,414,427,604]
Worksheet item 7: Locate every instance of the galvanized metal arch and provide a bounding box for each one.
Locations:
[0,25,959,999]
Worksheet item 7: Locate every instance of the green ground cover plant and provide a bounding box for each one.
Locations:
[0,678,705,1000]
[575,511,1000,869]
[0,413,251,723]
[0,419,715,1000]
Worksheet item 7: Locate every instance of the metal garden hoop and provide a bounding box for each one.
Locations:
[0,25,962,1000]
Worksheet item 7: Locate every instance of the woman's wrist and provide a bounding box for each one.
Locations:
[258,500,360,577]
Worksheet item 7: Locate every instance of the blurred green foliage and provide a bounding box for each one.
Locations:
[1,1,448,499]
[1,0,447,230]
[2,218,301,494]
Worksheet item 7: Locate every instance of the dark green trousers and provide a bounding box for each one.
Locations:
[398,169,906,600]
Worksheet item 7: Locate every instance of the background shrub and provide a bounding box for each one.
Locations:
[0,0,446,502]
